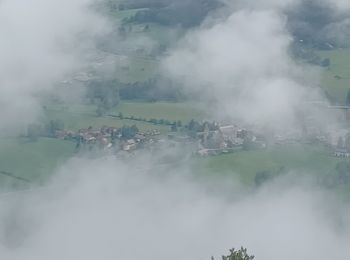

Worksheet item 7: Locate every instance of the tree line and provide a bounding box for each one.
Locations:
[86,78,184,116]
[27,119,65,141]
[114,112,182,130]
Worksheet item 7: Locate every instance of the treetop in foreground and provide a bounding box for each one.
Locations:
[213,247,254,260]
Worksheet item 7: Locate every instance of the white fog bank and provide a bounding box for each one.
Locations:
[0,156,350,260]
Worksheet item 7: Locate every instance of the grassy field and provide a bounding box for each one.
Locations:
[110,8,148,20]
[0,137,344,189]
[44,107,170,133]
[116,56,158,83]
[318,48,350,103]
[45,101,203,131]
[194,144,342,185]
[113,24,184,84]
[112,101,203,123]
[106,3,186,84]
[0,137,76,187]
[108,7,186,84]
[0,101,203,190]
[129,22,185,46]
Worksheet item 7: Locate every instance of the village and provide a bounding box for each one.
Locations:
[39,108,350,158]
[50,115,350,158]
[55,125,161,152]
[52,118,265,156]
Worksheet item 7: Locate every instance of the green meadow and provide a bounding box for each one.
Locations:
[0,137,344,188]
[45,101,203,131]
[194,144,342,185]
[44,107,171,133]
[112,101,203,123]
[318,48,350,103]
[0,137,75,186]
[116,56,158,83]
[110,8,148,20]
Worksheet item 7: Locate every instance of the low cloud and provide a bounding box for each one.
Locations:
[162,8,325,131]
[0,0,109,133]
[0,154,350,260]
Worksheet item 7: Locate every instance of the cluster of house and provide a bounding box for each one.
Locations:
[330,129,350,158]
[334,149,350,158]
[55,126,161,152]
[194,122,344,157]
[196,125,259,157]
[271,127,350,159]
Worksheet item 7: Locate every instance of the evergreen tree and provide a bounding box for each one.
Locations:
[214,248,254,260]
[347,89,350,105]
[337,136,344,149]
[345,133,350,150]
